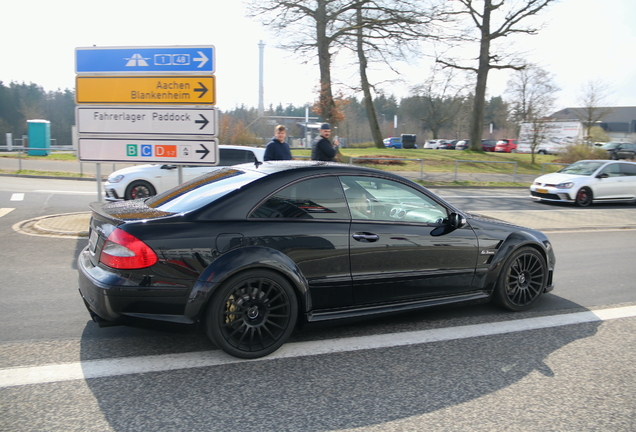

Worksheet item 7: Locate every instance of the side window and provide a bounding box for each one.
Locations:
[339,176,448,224]
[219,149,255,166]
[599,163,622,177]
[250,176,349,219]
[619,163,636,176]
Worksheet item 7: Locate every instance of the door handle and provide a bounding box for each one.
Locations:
[352,232,379,242]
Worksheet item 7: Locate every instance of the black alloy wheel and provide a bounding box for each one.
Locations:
[125,180,156,200]
[575,187,593,207]
[494,247,547,311]
[206,270,298,359]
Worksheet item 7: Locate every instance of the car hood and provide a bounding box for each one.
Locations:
[533,172,588,184]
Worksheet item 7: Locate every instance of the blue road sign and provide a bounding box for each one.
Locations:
[76,46,215,74]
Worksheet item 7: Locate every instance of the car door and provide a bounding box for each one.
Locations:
[618,163,636,198]
[593,162,628,199]
[340,176,479,306]
[250,175,353,309]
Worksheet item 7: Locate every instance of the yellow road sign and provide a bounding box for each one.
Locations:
[76,76,215,105]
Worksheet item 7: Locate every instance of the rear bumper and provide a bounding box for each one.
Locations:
[77,248,194,325]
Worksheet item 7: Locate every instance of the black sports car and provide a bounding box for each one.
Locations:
[78,161,555,358]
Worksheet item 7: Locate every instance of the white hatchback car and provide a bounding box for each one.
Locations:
[530,160,636,207]
[423,139,446,149]
[104,145,265,200]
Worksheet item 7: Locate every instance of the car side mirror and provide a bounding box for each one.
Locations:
[448,212,466,229]
[596,173,609,179]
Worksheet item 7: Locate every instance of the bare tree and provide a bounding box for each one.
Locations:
[576,79,614,141]
[505,64,559,162]
[411,66,469,138]
[436,0,556,151]
[248,0,441,143]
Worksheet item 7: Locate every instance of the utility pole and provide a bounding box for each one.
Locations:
[258,40,265,118]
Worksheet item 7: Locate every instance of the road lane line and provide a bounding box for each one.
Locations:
[34,190,96,195]
[0,208,15,218]
[1,305,635,388]
[10,193,24,201]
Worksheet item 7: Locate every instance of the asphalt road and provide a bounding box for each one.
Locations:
[0,177,635,432]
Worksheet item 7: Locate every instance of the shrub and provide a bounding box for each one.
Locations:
[554,144,608,164]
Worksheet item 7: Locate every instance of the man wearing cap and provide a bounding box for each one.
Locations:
[311,123,339,161]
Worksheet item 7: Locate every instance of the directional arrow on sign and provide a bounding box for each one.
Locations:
[194,51,209,68]
[195,114,209,130]
[195,82,208,99]
[196,143,210,159]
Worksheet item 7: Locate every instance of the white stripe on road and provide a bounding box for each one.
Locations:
[34,190,96,195]
[10,193,24,201]
[0,208,15,217]
[1,305,635,388]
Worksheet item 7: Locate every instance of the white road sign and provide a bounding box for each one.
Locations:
[76,106,217,136]
[78,137,218,165]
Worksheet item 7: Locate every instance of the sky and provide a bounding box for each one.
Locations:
[1,0,635,113]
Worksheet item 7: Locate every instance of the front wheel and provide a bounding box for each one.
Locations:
[205,270,298,359]
[494,247,547,311]
[125,180,156,200]
[575,187,593,207]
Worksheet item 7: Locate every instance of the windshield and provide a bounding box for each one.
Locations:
[601,142,620,149]
[557,161,604,176]
[146,167,264,213]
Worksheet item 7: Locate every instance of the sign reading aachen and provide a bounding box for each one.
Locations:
[75,76,215,105]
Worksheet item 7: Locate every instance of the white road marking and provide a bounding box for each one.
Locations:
[0,208,15,217]
[1,305,635,389]
[34,190,96,195]
[10,193,24,201]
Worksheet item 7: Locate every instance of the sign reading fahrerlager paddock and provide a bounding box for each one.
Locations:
[76,106,217,136]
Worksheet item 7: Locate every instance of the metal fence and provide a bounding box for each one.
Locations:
[349,157,424,180]
[454,160,518,182]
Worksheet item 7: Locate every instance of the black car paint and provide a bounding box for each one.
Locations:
[79,162,555,338]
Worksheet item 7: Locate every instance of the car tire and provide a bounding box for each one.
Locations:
[493,246,547,312]
[575,187,593,207]
[125,181,156,200]
[205,269,298,359]
[538,150,546,155]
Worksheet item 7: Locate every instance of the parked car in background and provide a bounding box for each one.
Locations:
[424,139,446,149]
[455,140,470,150]
[601,142,636,160]
[383,137,403,149]
[481,139,497,152]
[529,159,636,207]
[104,145,265,200]
[79,161,555,359]
[438,140,458,150]
[495,139,518,153]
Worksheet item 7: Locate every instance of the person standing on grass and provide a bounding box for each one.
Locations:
[264,125,292,161]
[311,123,339,162]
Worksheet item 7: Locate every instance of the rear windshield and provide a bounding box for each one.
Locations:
[146,167,264,213]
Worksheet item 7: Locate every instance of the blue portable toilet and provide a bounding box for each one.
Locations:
[27,119,51,156]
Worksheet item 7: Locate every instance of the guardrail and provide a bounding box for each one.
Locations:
[541,162,569,175]
[454,160,518,182]
[349,157,424,180]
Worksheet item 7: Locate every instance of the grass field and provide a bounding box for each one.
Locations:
[0,148,567,186]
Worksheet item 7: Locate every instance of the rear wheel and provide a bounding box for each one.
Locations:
[125,181,156,200]
[494,247,547,311]
[575,187,593,207]
[206,269,298,359]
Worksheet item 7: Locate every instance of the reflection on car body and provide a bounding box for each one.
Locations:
[78,161,556,359]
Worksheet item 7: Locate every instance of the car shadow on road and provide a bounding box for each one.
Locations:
[78,296,601,431]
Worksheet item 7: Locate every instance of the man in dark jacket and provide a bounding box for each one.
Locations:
[264,125,292,161]
[311,123,339,161]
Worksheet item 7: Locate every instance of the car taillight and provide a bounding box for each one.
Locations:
[99,228,158,269]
